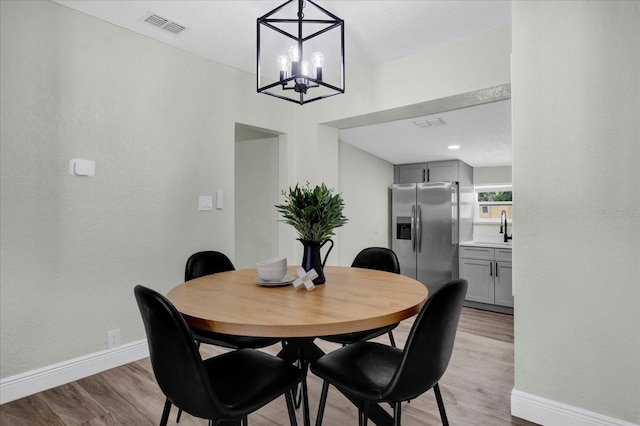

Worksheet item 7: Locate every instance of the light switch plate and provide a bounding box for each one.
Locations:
[198,196,213,211]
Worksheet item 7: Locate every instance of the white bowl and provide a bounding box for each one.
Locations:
[257,256,286,267]
[257,257,287,282]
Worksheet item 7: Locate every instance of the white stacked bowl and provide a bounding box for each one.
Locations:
[257,257,287,282]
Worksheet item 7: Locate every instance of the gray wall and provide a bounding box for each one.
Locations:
[474,166,512,185]
[337,142,394,262]
[235,135,280,268]
[0,0,294,376]
[512,1,639,423]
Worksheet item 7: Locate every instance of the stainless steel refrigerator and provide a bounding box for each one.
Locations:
[391,182,472,293]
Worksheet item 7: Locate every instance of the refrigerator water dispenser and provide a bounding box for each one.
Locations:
[396,217,412,240]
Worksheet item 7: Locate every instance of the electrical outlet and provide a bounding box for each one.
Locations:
[107,329,121,349]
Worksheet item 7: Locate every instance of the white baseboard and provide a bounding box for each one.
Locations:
[0,339,149,405]
[511,389,638,426]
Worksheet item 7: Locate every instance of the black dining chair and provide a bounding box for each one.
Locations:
[184,251,280,351]
[311,278,468,426]
[176,251,282,422]
[134,285,302,426]
[320,247,401,347]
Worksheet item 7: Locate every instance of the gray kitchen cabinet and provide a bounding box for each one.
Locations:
[395,162,427,184]
[394,160,472,185]
[459,245,513,311]
[459,257,494,304]
[493,248,513,307]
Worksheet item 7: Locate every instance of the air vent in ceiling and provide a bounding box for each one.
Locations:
[140,12,187,36]
[413,117,446,128]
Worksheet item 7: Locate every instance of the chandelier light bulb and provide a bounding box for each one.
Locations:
[300,60,311,77]
[288,45,300,62]
[277,55,289,71]
[311,52,324,68]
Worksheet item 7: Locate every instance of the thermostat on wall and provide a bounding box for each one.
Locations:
[69,159,95,177]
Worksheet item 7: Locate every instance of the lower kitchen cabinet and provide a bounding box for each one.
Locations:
[459,245,513,311]
[494,260,512,307]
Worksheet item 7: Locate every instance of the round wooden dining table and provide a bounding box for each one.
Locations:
[167,265,428,339]
[166,265,428,426]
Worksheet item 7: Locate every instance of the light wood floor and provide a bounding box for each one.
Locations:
[0,307,537,425]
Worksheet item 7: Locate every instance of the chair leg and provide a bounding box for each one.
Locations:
[388,331,396,348]
[160,398,171,426]
[433,383,449,426]
[285,386,298,426]
[177,340,203,422]
[392,401,402,426]
[315,380,330,426]
[292,358,303,409]
[358,401,369,426]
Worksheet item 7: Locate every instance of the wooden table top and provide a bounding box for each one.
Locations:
[166,265,428,338]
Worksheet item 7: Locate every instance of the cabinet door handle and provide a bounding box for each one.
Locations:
[489,262,493,276]
[495,261,499,277]
[422,169,426,182]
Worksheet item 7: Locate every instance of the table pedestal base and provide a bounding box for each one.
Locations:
[278,338,396,426]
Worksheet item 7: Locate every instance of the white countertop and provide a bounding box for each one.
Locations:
[460,241,512,249]
[460,234,512,249]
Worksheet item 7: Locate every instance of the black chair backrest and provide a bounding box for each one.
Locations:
[134,285,225,419]
[382,279,468,401]
[185,251,235,281]
[351,247,400,274]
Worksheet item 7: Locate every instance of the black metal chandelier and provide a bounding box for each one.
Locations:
[257,0,345,105]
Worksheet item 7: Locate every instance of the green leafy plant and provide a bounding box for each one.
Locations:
[478,191,513,202]
[275,182,348,242]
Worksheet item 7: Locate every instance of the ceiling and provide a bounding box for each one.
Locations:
[52,0,512,167]
[339,99,512,166]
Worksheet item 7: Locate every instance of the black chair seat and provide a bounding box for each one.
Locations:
[192,328,279,350]
[312,341,404,401]
[320,323,398,346]
[201,348,301,418]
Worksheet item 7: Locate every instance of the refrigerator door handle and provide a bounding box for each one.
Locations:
[411,205,416,252]
[417,204,422,253]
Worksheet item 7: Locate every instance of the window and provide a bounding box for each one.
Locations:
[475,184,512,222]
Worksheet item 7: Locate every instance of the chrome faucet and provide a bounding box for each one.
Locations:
[500,210,512,243]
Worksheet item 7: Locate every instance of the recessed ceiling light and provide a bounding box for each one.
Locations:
[448,145,461,150]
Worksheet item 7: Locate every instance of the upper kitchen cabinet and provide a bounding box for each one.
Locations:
[394,162,427,183]
[394,160,472,185]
